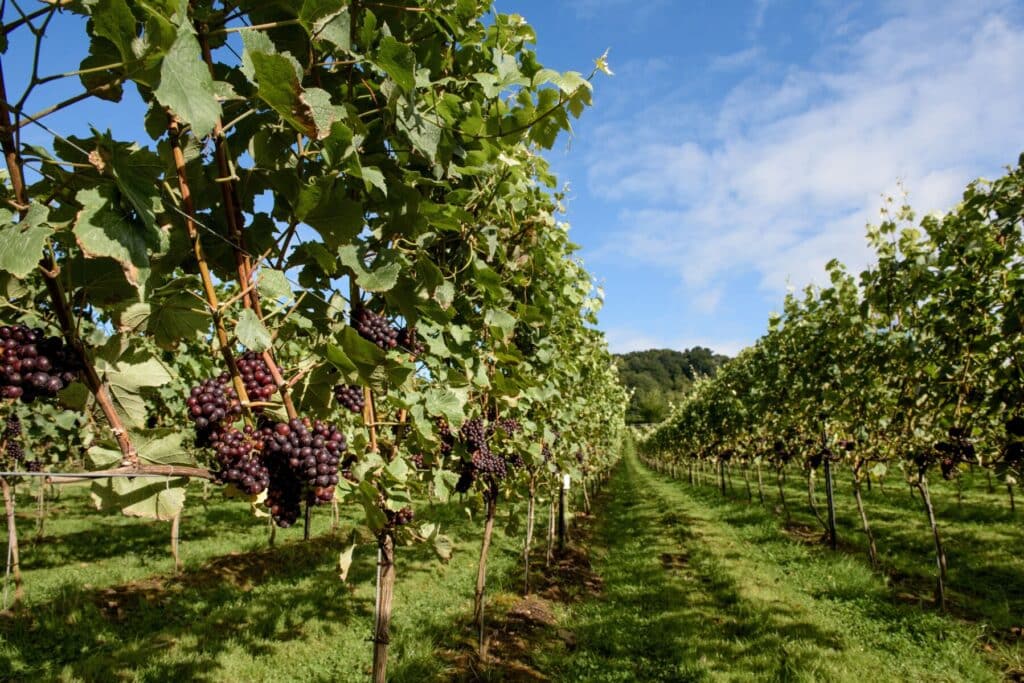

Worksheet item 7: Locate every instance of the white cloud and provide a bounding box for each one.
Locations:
[710,47,763,72]
[605,327,747,356]
[588,1,1024,299]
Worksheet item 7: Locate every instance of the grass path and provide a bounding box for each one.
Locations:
[541,452,1002,682]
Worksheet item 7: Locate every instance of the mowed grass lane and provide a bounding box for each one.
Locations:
[540,453,1001,682]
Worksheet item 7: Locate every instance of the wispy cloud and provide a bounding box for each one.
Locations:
[588,1,1024,299]
[709,47,763,72]
[605,327,746,356]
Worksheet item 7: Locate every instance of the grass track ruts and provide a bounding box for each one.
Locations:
[539,452,1002,682]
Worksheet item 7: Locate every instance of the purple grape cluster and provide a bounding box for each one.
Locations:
[438,418,454,456]
[409,452,425,469]
[186,363,350,525]
[455,462,475,493]
[353,308,398,350]
[385,505,415,527]
[237,352,276,408]
[460,418,489,453]
[4,416,23,463]
[186,375,242,442]
[210,426,270,494]
[0,325,80,403]
[261,417,347,506]
[934,426,975,479]
[397,326,425,356]
[334,384,365,413]
[497,418,521,435]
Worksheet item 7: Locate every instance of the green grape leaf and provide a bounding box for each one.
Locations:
[154,21,221,138]
[91,476,188,521]
[337,245,401,293]
[236,308,272,352]
[375,36,415,92]
[0,206,51,278]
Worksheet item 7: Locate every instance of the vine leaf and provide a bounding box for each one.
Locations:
[338,542,357,582]
[257,268,292,302]
[154,21,221,138]
[236,308,272,352]
[95,355,174,428]
[91,476,188,521]
[0,205,52,279]
[89,0,137,64]
[74,187,158,290]
[119,278,209,348]
[338,245,400,293]
[300,0,351,50]
[375,36,415,93]
[425,387,468,428]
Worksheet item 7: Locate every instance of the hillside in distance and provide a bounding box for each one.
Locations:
[616,348,729,424]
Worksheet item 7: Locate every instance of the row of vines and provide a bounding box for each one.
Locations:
[0,1,628,679]
[641,156,1024,610]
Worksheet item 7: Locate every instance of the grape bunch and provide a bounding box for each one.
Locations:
[334,384,365,413]
[237,352,276,409]
[472,448,506,478]
[186,375,242,442]
[261,418,346,505]
[397,326,425,356]
[933,426,975,478]
[455,462,475,493]
[497,418,521,435]
[506,452,525,469]
[353,308,398,350]
[437,418,454,456]
[263,459,304,528]
[0,325,81,403]
[409,452,426,469]
[460,418,489,454]
[210,427,270,495]
[4,415,23,463]
[385,505,415,527]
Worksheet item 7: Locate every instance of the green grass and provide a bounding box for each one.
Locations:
[0,482,526,682]
[539,454,1010,682]
[0,455,1019,682]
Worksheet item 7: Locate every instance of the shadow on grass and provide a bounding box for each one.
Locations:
[0,532,373,681]
[0,497,498,682]
[686,464,1024,636]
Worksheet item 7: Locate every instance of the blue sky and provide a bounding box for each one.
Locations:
[513,0,1024,354]
[6,1,1024,356]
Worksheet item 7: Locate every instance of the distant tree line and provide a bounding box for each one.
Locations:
[616,348,729,424]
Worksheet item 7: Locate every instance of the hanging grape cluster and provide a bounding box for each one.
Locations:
[186,375,242,443]
[0,325,80,403]
[3,415,23,464]
[334,384,365,413]
[353,308,398,350]
[186,362,350,526]
[397,326,425,356]
[935,427,976,480]
[209,426,269,494]
[237,352,276,409]
[447,416,532,492]
[385,505,415,528]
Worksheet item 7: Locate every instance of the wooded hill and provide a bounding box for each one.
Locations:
[616,348,728,424]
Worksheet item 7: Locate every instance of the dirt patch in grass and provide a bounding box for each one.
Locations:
[660,552,690,569]
[438,497,608,680]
